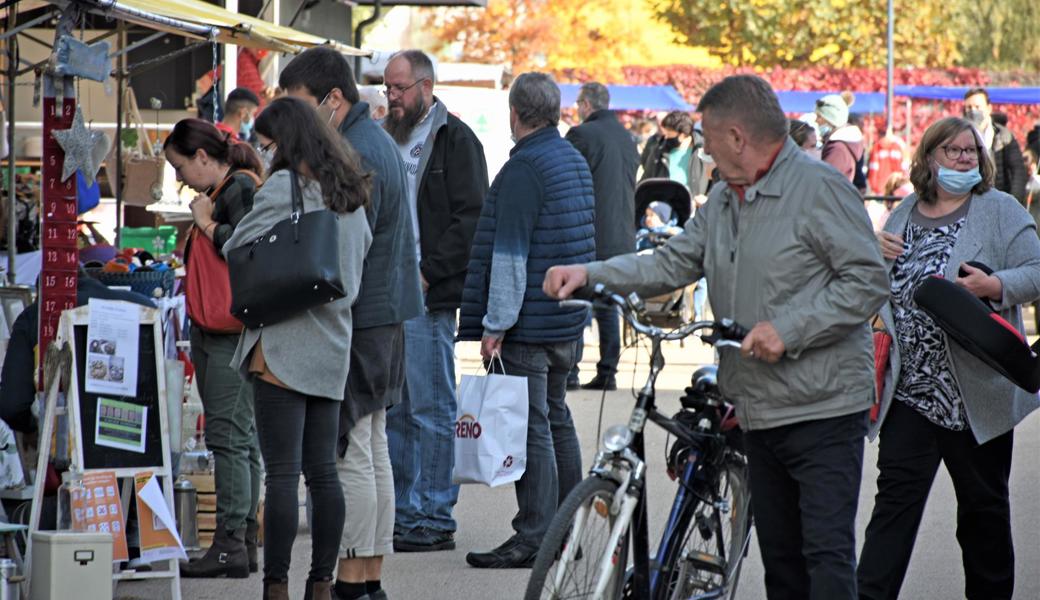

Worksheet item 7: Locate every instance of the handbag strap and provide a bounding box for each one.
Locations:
[290,170,303,242]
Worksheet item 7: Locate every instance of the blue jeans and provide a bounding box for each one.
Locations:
[387,309,460,533]
[498,340,582,546]
[693,278,708,321]
[571,306,620,379]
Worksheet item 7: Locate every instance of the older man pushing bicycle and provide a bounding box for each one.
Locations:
[544,74,889,600]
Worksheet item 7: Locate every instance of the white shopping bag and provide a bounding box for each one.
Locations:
[452,357,528,487]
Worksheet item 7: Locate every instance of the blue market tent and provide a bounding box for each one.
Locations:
[557,84,692,111]
[774,90,888,114]
[894,86,1040,105]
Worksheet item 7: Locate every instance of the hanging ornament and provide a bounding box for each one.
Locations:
[51,105,111,186]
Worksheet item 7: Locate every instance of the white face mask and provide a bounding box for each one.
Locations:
[808,148,822,161]
[696,147,714,164]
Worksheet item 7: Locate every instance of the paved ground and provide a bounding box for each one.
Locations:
[119,334,1040,600]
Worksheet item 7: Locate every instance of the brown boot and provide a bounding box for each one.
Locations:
[180,527,249,578]
[245,519,259,573]
[263,580,289,600]
[303,577,333,600]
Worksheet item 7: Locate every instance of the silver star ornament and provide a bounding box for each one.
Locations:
[51,105,111,186]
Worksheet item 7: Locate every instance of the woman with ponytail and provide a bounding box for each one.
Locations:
[164,118,264,579]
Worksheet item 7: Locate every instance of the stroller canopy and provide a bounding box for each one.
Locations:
[635,178,692,228]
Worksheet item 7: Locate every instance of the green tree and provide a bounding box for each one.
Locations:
[957,0,1040,71]
[650,0,962,69]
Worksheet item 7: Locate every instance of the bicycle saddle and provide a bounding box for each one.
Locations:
[913,269,1040,393]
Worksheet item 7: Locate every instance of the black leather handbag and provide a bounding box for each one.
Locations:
[227,170,345,329]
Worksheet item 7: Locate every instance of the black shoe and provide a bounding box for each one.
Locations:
[465,539,538,569]
[180,526,249,578]
[566,377,581,391]
[581,374,617,391]
[393,526,456,552]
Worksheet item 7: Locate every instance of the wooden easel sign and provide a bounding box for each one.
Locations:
[28,303,181,600]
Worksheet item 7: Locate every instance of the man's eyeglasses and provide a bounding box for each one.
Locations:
[940,144,980,160]
[384,78,427,97]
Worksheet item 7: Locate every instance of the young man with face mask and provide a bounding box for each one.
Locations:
[963,87,1029,204]
[218,87,260,143]
[278,47,423,600]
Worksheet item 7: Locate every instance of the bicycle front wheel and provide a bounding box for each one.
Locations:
[664,458,752,600]
[525,476,631,600]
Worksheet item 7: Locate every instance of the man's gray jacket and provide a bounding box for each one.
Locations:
[586,138,889,431]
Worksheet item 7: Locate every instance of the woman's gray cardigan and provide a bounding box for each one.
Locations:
[223,170,372,400]
[873,188,1040,443]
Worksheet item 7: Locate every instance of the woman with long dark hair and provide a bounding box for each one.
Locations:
[860,116,1040,599]
[223,96,372,600]
[163,118,263,579]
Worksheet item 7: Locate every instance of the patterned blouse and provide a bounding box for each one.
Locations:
[890,202,970,430]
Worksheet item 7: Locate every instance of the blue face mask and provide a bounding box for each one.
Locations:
[239,117,254,139]
[936,165,982,195]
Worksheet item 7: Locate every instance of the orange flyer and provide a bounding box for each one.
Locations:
[73,471,129,562]
[133,471,186,563]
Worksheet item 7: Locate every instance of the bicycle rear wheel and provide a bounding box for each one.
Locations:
[664,458,752,600]
[525,476,630,600]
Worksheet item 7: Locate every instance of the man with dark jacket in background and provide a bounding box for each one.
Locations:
[564,82,639,390]
[964,88,1028,204]
[382,50,488,554]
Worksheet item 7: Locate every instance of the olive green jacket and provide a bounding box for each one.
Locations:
[585,138,889,431]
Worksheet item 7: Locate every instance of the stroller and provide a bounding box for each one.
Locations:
[625,178,701,345]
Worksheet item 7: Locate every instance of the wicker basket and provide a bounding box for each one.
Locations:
[85,268,175,299]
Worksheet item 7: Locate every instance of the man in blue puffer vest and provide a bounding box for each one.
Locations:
[457,72,596,569]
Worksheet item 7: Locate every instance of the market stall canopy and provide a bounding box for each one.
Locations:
[894,86,1040,105]
[558,84,692,111]
[775,90,888,114]
[54,0,367,55]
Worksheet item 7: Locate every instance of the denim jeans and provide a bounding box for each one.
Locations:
[572,306,620,379]
[693,278,708,321]
[190,327,262,533]
[253,380,344,583]
[387,309,460,533]
[498,340,582,546]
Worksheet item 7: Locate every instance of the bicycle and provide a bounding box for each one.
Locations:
[524,283,754,600]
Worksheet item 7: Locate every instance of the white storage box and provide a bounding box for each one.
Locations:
[30,531,112,600]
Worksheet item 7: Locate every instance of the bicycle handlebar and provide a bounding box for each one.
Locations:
[559,283,749,346]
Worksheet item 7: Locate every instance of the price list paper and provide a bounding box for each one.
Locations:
[38,80,79,387]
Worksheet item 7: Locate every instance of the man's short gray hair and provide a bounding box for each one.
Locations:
[390,49,436,84]
[578,82,610,111]
[509,72,561,129]
[697,75,788,143]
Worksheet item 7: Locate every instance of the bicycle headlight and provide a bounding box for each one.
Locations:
[602,424,633,452]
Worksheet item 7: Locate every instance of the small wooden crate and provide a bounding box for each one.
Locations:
[184,473,216,550]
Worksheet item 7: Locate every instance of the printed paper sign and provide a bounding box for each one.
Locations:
[95,397,147,454]
[85,299,140,397]
[73,471,128,562]
[134,472,186,563]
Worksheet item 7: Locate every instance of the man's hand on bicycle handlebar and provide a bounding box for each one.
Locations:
[740,321,786,363]
[544,265,589,300]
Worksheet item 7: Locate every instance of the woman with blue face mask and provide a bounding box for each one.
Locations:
[860,116,1040,600]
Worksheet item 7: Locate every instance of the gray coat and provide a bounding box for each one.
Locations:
[223,170,372,400]
[874,189,1040,443]
[587,138,889,431]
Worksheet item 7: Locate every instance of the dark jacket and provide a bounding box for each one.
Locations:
[458,127,595,343]
[640,131,711,196]
[565,109,639,259]
[339,102,424,328]
[991,123,1028,204]
[0,278,154,433]
[417,100,488,311]
[210,172,257,250]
